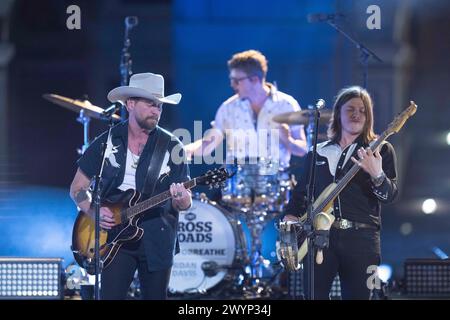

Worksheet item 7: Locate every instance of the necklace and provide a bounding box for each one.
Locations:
[130,150,140,169]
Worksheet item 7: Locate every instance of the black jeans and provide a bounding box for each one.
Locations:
[101,241,172,300]
[304,227,381,300]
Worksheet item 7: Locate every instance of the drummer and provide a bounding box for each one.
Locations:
[184,49,308,168]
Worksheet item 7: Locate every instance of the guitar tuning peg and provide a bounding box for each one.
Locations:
[208,184,213,190]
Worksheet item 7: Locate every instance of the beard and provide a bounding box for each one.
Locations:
[137,116,159,131]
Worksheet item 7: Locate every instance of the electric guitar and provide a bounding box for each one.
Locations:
[277,101,418,271]
[71,168,229,274]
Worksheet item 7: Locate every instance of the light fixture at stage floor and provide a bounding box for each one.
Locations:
[404,258,450,297]
[329,275,341,299]
[0,257,63,300]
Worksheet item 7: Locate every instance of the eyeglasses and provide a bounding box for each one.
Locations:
[229,76,251,85]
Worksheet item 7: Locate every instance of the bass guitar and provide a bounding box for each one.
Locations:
[277,101,418,271]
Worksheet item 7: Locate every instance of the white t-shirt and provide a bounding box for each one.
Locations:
[117,148,172,191]
[118,148,139,191]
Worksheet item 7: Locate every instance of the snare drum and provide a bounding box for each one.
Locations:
[168,198,247,295]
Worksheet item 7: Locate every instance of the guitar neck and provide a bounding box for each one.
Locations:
[312,100,417,215]
[125,179,197,219]
[313,132,389,215]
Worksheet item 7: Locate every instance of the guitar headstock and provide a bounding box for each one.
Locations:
[385,101,417,137]
[196,168,229,189]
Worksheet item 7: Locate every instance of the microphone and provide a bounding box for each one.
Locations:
[307,13,344,23]
[315,99,326,109]
[102,101,124,118]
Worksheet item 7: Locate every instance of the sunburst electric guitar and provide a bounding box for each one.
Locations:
[277,101,418,271]
[71,168,229,274]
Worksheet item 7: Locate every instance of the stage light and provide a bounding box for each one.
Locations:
[0,257,63,300]
[432,247,449,260]
[405,259,450,297]
[378,264,393,283]
[446,132,450,146]
[422,198,437,214]
[400,222,413,236]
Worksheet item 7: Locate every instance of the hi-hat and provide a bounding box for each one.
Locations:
[272,109,332,126]
[43,93,121,121]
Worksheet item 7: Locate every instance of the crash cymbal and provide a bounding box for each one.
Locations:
[43,93,121,121]
[272,109,332,126]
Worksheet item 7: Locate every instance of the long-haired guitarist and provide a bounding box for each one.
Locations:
[283,86,399,299]
[69,73,192,300]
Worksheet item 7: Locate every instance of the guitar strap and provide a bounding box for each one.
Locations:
[142,127,171,197]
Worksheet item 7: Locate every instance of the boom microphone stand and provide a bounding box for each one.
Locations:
[326,20,382,88]
[119,16,138,120]
[91,116,116,300]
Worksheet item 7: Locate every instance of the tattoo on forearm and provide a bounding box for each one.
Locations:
[74,189,90,204]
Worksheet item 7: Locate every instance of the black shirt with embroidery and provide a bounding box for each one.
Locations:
[77,120,190,271]
[283,135,398,227]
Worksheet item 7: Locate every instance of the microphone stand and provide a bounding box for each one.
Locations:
[91,116,116,300]
[119,16,138,120]
[304,99,324,300]
[326,20,382,88]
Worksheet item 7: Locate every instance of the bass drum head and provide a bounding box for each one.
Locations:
[169,199,243,295]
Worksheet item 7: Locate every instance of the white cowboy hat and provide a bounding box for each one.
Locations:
[107,72,181,105]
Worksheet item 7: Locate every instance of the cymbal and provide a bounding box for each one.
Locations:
[43,93,121,121]
[272,109,332,126]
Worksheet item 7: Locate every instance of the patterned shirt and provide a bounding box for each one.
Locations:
[213,84,303,168]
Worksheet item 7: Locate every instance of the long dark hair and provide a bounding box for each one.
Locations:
[327,86,377,144]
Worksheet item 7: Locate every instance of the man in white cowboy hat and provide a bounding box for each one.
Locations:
[70,72,192,300]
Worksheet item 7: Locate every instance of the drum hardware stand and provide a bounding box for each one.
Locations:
[221,160,287,298]
[240,208,277,299]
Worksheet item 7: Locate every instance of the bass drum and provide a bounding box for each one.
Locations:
[168,198,247,297]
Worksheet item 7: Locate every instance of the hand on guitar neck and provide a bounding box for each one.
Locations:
[351,147,383,179]
[169,182,192,211]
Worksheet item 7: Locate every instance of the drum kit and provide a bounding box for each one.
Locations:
[44,93,331,299]
[168,109,332,299]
